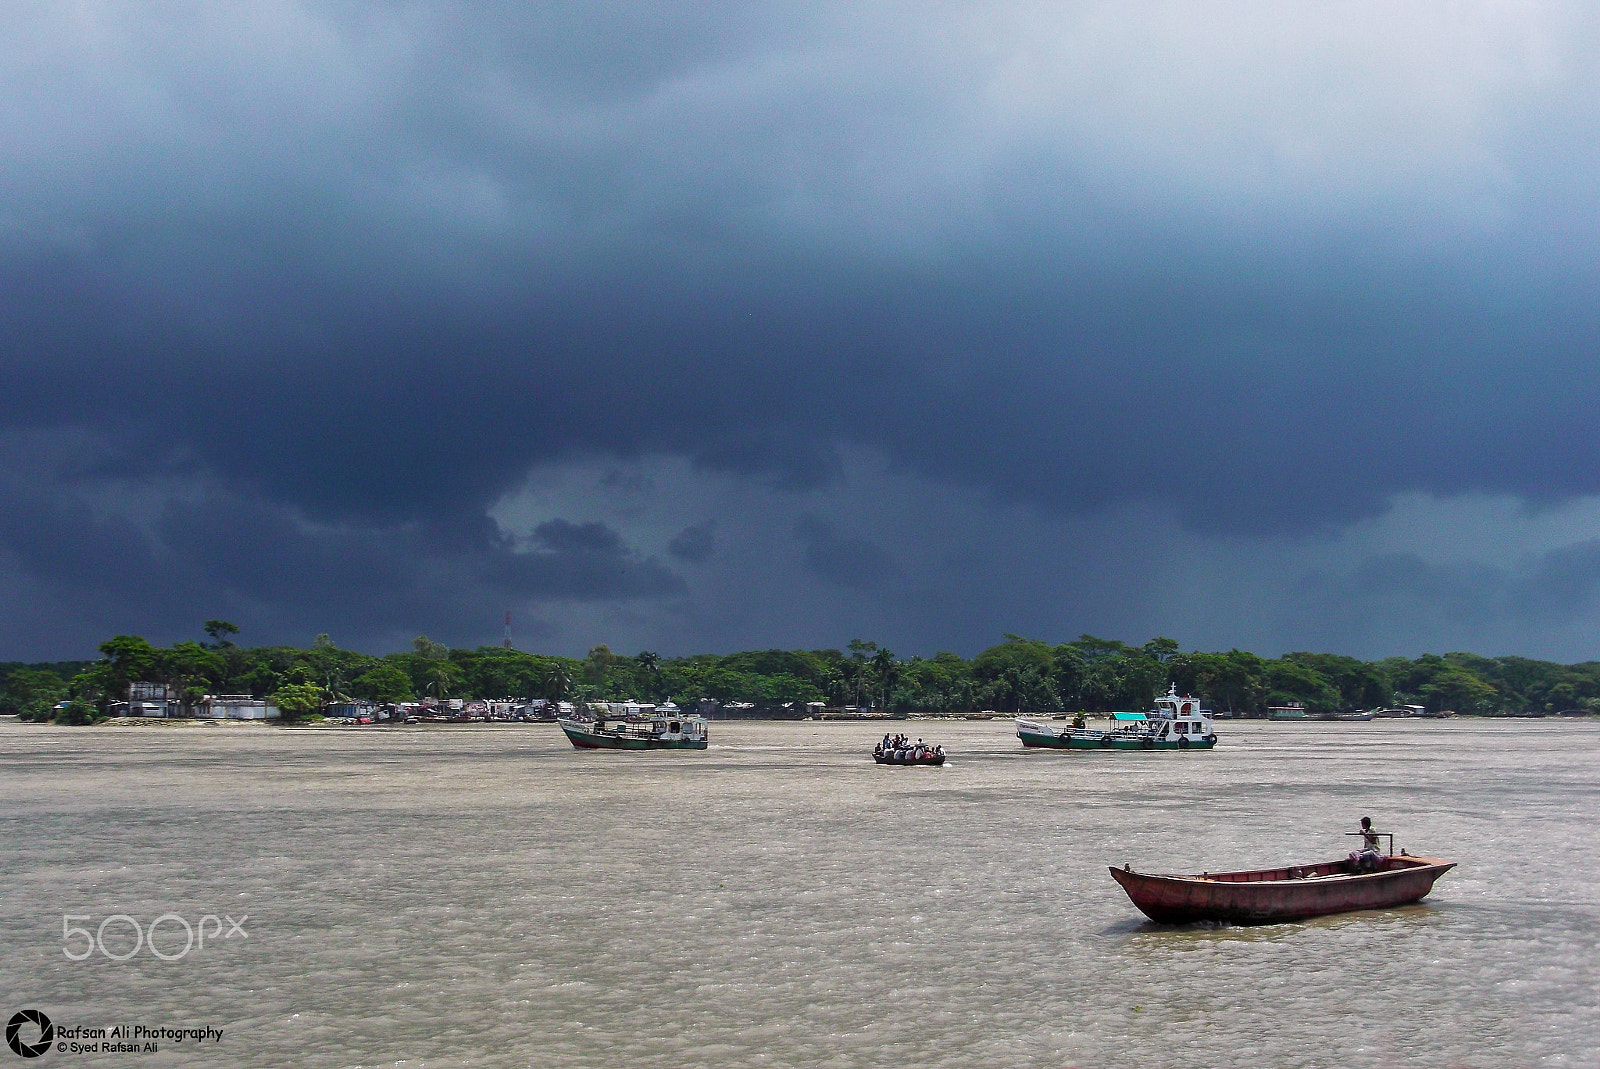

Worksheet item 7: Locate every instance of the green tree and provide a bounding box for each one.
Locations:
[543,661,575,702]
[203,620,241,647]
[838,657,863,708]
[585,644,619,686]
[433,660,459,698]
[1264,658,1340,713]
[635,651,663,700]
[1050,645,1087,709]
[870,647,898,710]
[350,663,414,703]
[971,638,1054,710]
[453,649,550,699]
[845,640,879,708]
[235,659,283,698]
[270,682,327,721]
[0,667,69,718]
[1190,649,1267,716]
[1419,668,1499,715]
[97,635,158,699]
[1069,635,1129,662]
[160,641,227,701]
[1283,652,1389,710]
[412,635,450,660]
[56,697,105,725]
[1142,636,1180,663]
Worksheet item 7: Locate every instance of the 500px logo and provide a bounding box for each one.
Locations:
[63,914,248,962]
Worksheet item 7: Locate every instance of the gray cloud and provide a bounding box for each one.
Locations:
[1289,541,1600,658]
[793,514,900,591]
[667,521,717,563]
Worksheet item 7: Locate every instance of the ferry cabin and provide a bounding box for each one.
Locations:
[1149,687,1215,742]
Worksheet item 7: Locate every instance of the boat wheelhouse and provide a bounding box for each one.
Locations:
[1016,684,1217,750]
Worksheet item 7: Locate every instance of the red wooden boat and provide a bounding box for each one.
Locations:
[1110,852,1455,924]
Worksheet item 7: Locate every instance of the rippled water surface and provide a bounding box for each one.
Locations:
[1,717,1596,1068]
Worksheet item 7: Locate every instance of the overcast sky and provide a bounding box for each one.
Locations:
[6,2,1600,663]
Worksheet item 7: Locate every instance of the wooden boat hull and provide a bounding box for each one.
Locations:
[872,753,945,765]
[1110,855,1455,924]
[1017,725,1216,750]
[559,723,708,750]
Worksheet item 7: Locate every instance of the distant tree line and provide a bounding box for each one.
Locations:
[4,625,1600,723]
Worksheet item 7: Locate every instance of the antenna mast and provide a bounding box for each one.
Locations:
[503,610,513,650]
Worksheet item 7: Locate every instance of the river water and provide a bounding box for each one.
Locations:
[0,716,1595,1068]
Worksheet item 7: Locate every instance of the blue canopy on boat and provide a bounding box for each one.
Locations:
[1111,712,1148,721]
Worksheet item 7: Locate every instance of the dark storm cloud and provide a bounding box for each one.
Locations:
[667,521,717,563]
[6,3,1600,657]
[1508,541,1600,620]
[1292,540,1600,656]
[0,431,679,654]
[793,515,900,591]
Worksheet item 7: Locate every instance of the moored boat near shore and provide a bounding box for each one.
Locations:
[1109,851,1455,924]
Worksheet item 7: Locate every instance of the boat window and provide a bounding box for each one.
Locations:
[670,721,680,732]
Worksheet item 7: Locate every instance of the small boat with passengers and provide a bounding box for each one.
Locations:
[872,734,946,765]
[1109,826,1454,924]
[1016,685,1217,750]
[558,702,708,750]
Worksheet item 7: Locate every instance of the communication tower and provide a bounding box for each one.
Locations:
[503,610,513,650]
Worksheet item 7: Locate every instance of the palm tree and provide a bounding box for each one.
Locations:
[871,648,897,709]
[839,660,862,709]
[824,669,846,707]
[636,651,662,700]
[543,662,575,703]
[427,661,453,699]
